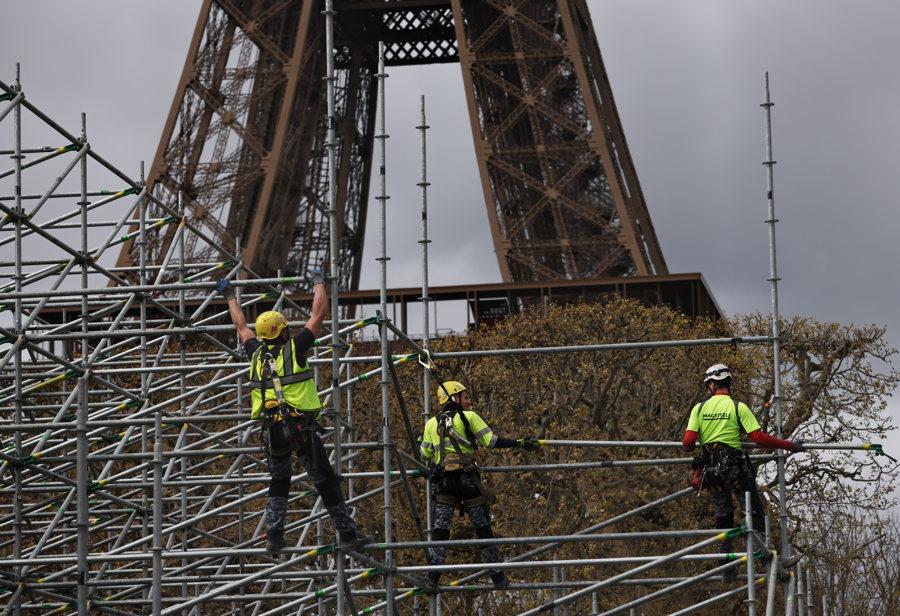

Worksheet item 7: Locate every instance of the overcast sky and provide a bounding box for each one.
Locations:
[2,2,898,453]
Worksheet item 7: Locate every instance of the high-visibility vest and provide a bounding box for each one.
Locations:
[419,410,496,469]
[248,339,320,419]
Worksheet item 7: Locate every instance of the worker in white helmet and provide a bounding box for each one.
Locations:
[683,363,804,580]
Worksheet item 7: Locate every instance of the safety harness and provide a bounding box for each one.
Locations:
[251,341,319,457]
[433,401,495,510]
[248,341,314,396]
[435,406,479,472]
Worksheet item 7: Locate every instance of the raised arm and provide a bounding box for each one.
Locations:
[304,269,327,337]
[216,280,255,344]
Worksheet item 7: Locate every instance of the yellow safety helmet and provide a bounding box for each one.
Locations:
[255,310,288,340]
[437,381,466,406]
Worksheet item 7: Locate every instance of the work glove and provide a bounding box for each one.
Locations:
[790,439,805,453]
[517,437,540,451]
[690,468,702,491]
[215,278,235,301]
[307,267,326,286]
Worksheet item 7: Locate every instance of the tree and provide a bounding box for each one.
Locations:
[345,299,898,614]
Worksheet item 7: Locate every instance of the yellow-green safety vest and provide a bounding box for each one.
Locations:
[248,339,320,419]
[420,410,496,466]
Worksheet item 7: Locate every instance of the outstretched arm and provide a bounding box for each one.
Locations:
[748,429,799,452]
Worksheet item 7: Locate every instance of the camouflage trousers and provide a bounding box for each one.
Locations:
[264,496,358,542]
[429,471,501,576]
[702,448,766,551]
[261,415,359,542]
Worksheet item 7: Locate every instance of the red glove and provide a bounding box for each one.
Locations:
[690,468,702,491]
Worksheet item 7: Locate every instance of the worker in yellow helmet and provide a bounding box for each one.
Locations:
[216,271,371,553]
[420,380,539,591]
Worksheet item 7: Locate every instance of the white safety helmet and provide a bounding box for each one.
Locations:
[703,363,732,384]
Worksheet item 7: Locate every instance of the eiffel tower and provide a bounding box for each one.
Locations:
[116,0,668,288]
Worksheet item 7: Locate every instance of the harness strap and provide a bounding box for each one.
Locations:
[248,371,313,388]
[248,339,313,391]
[455,407,479,451]
[435,493,459,506]
[264,352,286,405]
[436,412,477,469]
[462,494,486,508]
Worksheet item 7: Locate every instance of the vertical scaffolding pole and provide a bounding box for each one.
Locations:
[745,491,757,616]
[234,236,247,615]
[152,240,165,615]
[11,63,24,616]
[177,192,189,601]
[806,568,814,614]
[76,112,90,616]
[785,571,797,616]
[417,94,437,616]
[138,162,151,605]
[762,72,791,569]
[764,550,778,615]
[323,1,346,613]
[375,40,396,616]
[796,559,806,616]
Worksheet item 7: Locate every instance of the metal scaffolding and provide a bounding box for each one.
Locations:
[0,64,886,616]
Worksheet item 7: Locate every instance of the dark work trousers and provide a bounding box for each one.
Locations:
[703,446,766,552]
[429,471,502,578]
[261,412,358,541]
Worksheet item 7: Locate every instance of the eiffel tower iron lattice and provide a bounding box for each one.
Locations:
[115,0,668,287]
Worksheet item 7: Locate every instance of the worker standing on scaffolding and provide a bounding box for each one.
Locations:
[420,380,539,591]
[682,363,803,579]
[216,274,371,553]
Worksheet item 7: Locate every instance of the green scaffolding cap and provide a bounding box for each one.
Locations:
[724,525,746,540]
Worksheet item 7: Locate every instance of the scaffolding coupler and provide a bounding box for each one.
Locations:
[864,442,897,463]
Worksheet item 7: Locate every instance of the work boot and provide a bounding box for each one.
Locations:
[340,530,375,552]
[266,529,286,553]
[490,571,509,590]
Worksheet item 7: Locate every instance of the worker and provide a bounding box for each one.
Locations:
[216,273,371,553]
[682,363,803,578]
[420,380,540,591]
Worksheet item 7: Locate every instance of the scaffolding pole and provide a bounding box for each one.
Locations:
[762,73,793,606]
[0,63,881,616]
[374,39,396,616]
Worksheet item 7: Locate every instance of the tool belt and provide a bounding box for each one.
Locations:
[440,450,478,474]
[692,442,753,491]
[261,401,322,456]
[435,488,495,510]
[432,464,496,512]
